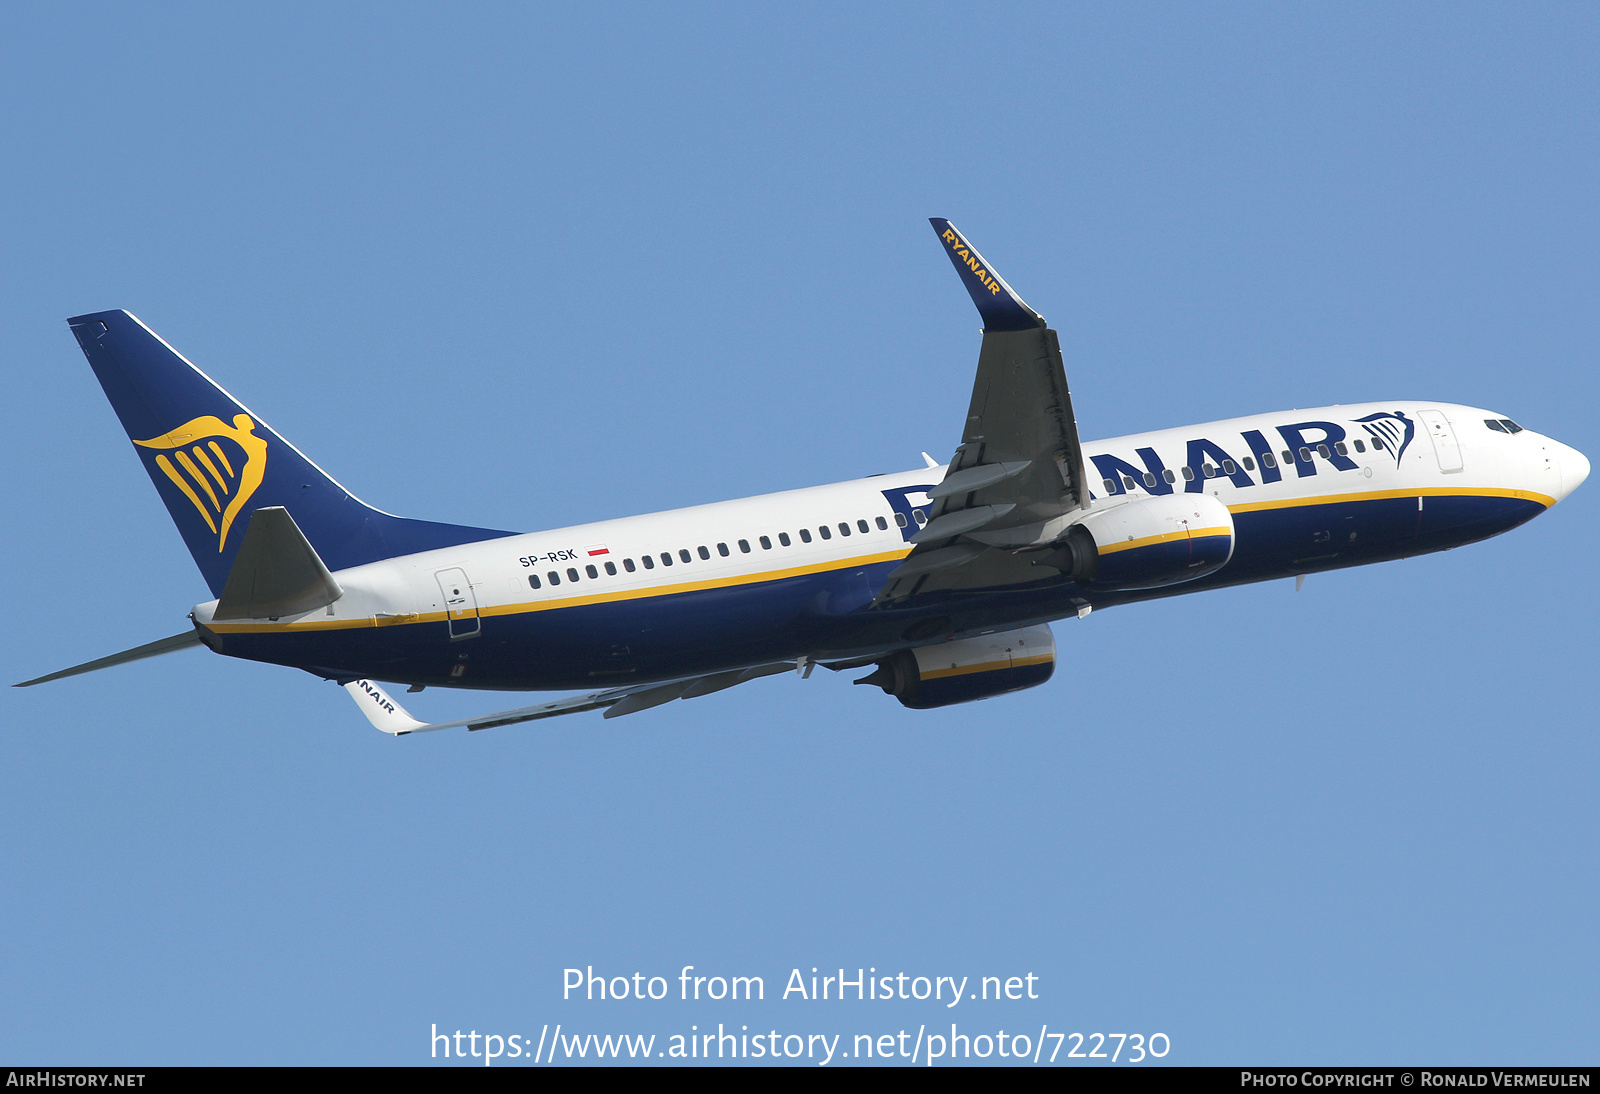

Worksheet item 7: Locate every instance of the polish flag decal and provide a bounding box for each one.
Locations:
[586,545,610,557]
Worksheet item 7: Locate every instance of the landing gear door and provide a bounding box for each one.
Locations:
[436,568,481,640]
[1419,409,1464,473]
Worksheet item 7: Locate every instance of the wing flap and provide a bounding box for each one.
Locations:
[344,661,795,734]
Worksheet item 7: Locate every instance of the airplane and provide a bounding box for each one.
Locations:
[17,219,1590,733]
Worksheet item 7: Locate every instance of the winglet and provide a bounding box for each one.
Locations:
[344,679,432,735]
[929,219,1042,332]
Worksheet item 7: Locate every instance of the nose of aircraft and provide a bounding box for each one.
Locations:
[1556,441,1590,500]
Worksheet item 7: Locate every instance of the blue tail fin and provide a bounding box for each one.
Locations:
[70,310,515,596]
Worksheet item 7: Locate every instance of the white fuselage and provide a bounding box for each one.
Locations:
[191,401,1587,690]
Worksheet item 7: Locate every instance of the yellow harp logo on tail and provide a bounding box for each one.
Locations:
[134,414,268,551]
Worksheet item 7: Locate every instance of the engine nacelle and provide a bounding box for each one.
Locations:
[1048,493,1235,591]
[855,624,1056,709]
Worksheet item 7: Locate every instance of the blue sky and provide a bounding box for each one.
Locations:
[2,3,1595,1065]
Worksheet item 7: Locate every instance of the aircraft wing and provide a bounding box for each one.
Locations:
[876,219,1089,602]
[344,662,795,735]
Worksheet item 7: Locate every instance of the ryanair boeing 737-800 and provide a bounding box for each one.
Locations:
[18,220,1590,732]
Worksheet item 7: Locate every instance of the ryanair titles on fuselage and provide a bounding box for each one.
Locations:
[1086,413,1413,499]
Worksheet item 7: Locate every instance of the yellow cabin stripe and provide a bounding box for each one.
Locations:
[209,609,455,633]
[206,548,916,633]
[484,548,914,618]
[1228,485,1553,515]
[204,486,1550,635]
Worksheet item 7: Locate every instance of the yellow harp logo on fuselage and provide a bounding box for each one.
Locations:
[135,414,268,552]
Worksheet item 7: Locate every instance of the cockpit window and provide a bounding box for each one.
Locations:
[1501,419,1523,434]
[1485,419,1507,433]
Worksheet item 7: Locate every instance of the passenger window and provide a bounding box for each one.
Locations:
[838,522,851,536]
[1370,437,1385,450]
[913,510,926,524]
[1122,476,1138,491]
[698,546,710,560]
[585,564,598,579]
[1353,439,1366,452]
[779,532,791,546]
[1102,477,1117,493]
[642,555,654,569]
[1163,469,1176,483]
[528,574,541,589]
[624,558,637,572]
[1203,464,1216,478]
[893,513,907,528]
[1242,457,1255,471]
[568,567,580,582]
[605,561,617,575]
[760,535,772,549]
[1182,466,1195,481]
[800,529,813,543]
[819,525,832,540]
[1282,450,1294,464]
[661,553,673,567]
[1222,460,1235,474]
[858,520,870,533]
[681,549,693,563]
[1299,447,1313,462]
[1143,472,1157,488]
[737,539,750,553]
[876,516,888,530]
[1317,444,1331,459]
[547,571,560,585]
[1263,452,1277,468]
[1334,441,1348,456]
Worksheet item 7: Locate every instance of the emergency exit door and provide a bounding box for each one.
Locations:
[436,568,481,640]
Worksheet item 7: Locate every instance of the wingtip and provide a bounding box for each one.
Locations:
[927,219,1042,332]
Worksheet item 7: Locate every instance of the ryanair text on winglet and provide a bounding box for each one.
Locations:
[356,679,397,716]
[942,228,1005,296]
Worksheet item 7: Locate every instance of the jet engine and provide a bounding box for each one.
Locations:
[855,624,1056,709]
[1044,493,1235,592]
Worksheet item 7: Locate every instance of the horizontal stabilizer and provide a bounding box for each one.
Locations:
[214,507,343,620]
[343,663,794,734]
[15,630,202,687]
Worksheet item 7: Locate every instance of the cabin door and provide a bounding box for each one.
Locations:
[436,568,481,640]
[1418,409,1463,473]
